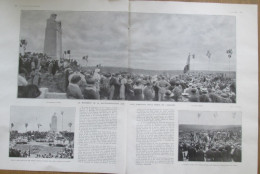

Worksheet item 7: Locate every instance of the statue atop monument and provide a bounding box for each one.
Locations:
[43,14,62,60]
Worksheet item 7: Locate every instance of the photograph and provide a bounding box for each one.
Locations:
[178,111,241,162]
[9,106,75,159]
[18,11,236,103]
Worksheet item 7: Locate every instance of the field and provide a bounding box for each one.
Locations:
[11,142,65,157]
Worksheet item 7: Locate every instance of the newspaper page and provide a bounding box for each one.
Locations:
[0,0,128,173]
[127,1,258,174]
[0,0,258,174]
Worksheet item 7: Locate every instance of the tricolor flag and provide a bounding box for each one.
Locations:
[183,54,191,74]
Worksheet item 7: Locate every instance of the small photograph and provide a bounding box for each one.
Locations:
[178,111,241,162]
[9,106,75,159]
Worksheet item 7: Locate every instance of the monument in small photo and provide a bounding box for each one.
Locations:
[50,113,58,132]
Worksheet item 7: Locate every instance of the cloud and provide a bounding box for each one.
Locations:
[20,11,236,71]
[130,13,236,71]
[20,10,128,67]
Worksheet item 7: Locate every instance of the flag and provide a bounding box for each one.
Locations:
[82,55,88,62]
[183,54,190,74]
[192,54,195,59]
[183,64,189,73]
[67,50,70,54]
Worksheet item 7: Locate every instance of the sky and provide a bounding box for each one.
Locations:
[20,11,236,71]
[179,111,241,125]
[10,106,75,133]
[20,10,129,68]
[130,13,236,71]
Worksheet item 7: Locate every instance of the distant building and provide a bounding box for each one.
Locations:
[43,14,62,59]
[50,112,58,132]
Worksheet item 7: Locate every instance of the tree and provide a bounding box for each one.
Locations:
[11,123,14,131]
[25,123,28,132]
[20,39,27,55]
[68,123,72,132]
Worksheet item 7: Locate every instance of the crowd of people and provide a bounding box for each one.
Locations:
[179,127,242,162]
[9,147,73,159]
[9,129,74,159]
[35,148,73,158]
[18,52,236,103]
[9,148,30,157]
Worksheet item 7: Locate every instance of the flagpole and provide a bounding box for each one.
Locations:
[229,58,230,78]
[208,58,210,72]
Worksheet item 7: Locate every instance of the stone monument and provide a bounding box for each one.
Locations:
[43,14,62,59]
[50,112,58,132]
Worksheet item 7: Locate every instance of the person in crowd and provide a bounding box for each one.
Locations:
[152,80,159,101]
[143,81,154,101]
[31,68,41,86]
[189,88,199,102]
[83,78,99,99]
[179,145,184,161]
[66,75,83,99]
[199,88,210,102]
[172,81,183,101]
[157,76,170,101]
[109,73,121,100]
[125,78,134,100]
[163,90,175,102]
[18,68,28,87]
[133,79,144,100]
[64,68,73,90]
[93,67,101,93]
[52,60,59,76]
[18,84,41,98]
[100,73,111,99]
[48,61,53,76]
[120,74,127,100]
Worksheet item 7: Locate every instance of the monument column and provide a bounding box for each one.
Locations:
[43,14,62,60]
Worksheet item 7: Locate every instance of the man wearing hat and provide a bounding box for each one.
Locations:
[100,73,111,99]
[199,88,210,102]
[143,82,154,101]
[157,76,170,101]
[109,73,121,100]
[163,90,175,102]
[189,88,199,102]
[125,78,134,100]
[66,75,84,99]
[83,78,99,99]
